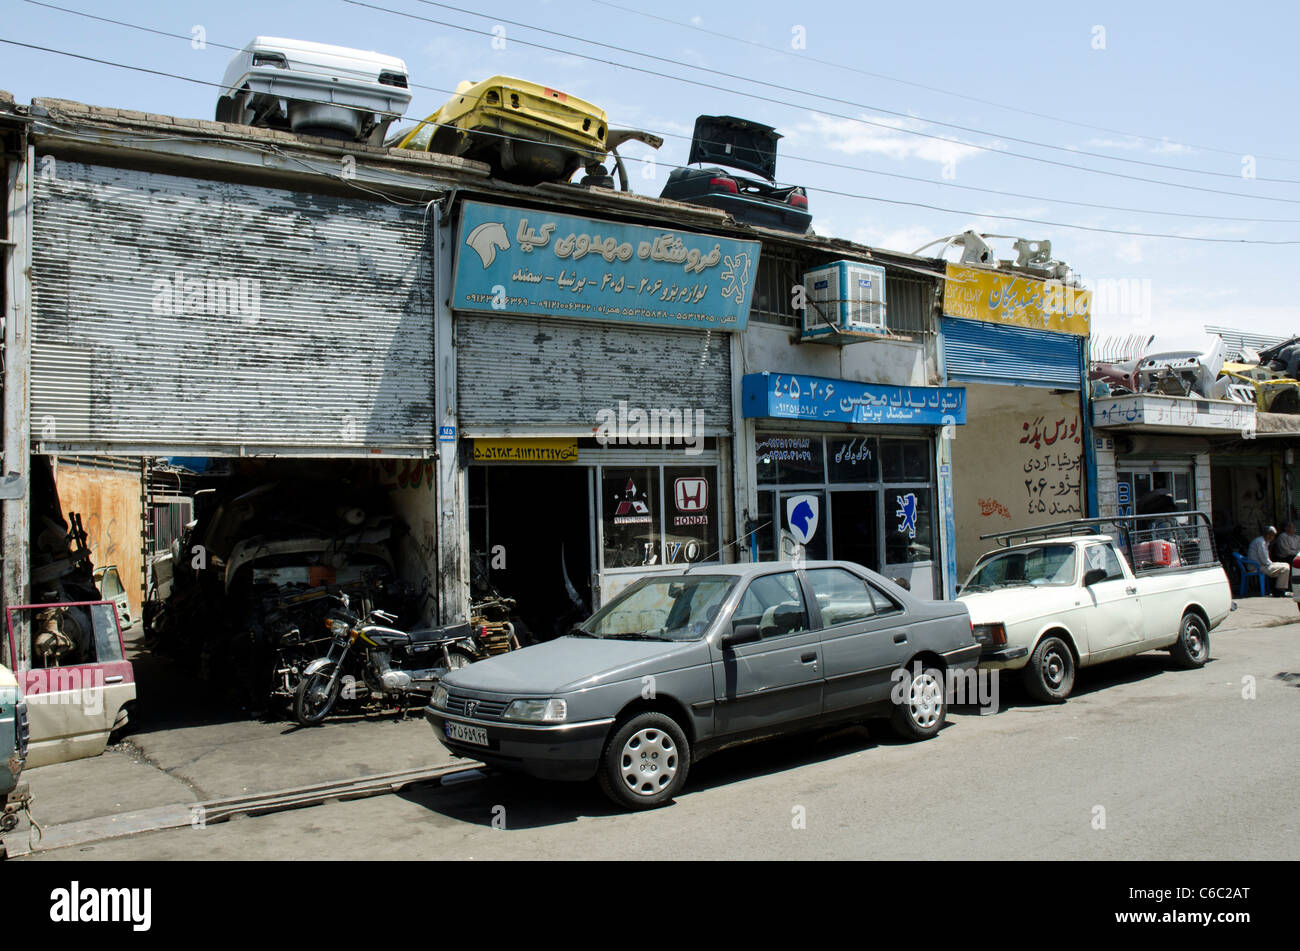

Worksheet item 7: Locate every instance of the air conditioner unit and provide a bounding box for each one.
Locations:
[801,261,887,341]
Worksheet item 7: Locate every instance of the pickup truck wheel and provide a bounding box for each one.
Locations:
[889,666,946,741]
[597,712,690,810]
[1170,613,1210,669]
[1023,636,1075,703]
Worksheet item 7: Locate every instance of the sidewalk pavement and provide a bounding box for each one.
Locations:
[15,645,467,835]
[1218,591,1300,631]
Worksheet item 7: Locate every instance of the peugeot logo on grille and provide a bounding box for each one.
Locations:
[465,700,478,718]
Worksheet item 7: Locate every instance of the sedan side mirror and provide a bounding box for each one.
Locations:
[1082,568,1107,587]
[720,623,762,650]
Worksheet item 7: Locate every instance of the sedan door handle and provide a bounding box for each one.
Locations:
[1125,586,1137,595]
[800,652,817,663]
[104,675,124,684]
[893,633,908,644]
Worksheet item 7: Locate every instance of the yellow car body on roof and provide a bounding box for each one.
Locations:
[396,76,608,182]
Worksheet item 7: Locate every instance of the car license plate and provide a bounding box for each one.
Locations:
[445,721,488,746]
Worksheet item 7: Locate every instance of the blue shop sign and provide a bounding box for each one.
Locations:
[453,200,758,331]
[742,372,967,425]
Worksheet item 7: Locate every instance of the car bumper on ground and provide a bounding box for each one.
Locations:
[425,707,614,782]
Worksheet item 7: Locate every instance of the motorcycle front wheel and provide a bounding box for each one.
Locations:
[293,668,342,726]
[447,647,476,670]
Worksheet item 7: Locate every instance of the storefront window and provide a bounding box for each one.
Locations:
[881,438,931,482]
[755,435,824,484]
[778,490,828,561]
[600,464,721,570]
[884,487,933,564]
[755,431,937,574]
[602,468,660,569]
[827,436,879,482]
[664,466,717,565]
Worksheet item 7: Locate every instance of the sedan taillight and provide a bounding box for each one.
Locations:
[788,191,809,208]
[708,177,738,194]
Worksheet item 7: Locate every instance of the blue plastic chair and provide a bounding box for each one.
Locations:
[1231,552,1268,597]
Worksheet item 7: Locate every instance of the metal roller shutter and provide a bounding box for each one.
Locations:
[31,160,434,455]
[941,318,1083,389]
[456,313,732,435]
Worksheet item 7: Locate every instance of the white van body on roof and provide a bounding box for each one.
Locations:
[216,36,411,144]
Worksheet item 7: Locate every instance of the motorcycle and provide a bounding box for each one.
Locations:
[293,594,478,726]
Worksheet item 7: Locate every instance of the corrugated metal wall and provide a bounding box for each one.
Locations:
[941,317,1083,389]
[456,313,732,434]
[31,160,434,454]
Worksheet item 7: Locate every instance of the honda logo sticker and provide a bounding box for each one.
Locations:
[674,477,709,527]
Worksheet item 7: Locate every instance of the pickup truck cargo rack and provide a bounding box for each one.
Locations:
[980,513,1219,575]
[979,511,1214,546]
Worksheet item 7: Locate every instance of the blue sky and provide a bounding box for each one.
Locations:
[6,0,1299,343]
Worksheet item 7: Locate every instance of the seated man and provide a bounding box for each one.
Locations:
[1274,522,1300,564]
[1248,527,1290,597]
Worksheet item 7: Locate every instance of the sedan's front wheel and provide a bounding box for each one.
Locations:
[889,666,947,741]
[597,712,691,810]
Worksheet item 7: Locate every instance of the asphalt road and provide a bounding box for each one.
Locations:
[27,621,1300,861]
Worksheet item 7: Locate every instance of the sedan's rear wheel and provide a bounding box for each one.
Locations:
[597,712,690,810]
[1022,635,1075,703]
[889,666,946,741]
[1169,613,1210,669]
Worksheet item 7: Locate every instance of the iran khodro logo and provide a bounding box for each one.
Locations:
[785,495,820,544]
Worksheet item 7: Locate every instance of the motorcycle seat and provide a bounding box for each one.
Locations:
[405,622,473,645]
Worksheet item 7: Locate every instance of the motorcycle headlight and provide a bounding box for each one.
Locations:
[504,698,567,723]
[430,684,449,710]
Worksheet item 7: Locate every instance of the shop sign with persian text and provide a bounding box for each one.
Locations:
[943,263,1090,336]
[454,201,759,331]
[742,373,966,425]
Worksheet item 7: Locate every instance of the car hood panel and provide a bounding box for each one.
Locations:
[442,635,701,696]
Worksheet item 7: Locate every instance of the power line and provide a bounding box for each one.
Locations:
[588,0,1300,168]
[343,0,1300,206]
[409,0,1293,185]
[6,36,1300,243]
[22,1,1300,225]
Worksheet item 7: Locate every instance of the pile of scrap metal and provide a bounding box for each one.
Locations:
[27,458,104,668]
[1090,331,1300,416]
[145,479,419,713]
[1090,333,1243,401]
[1218,335,1300,415]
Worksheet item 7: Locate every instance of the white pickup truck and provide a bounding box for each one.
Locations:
[958,514,1232,702]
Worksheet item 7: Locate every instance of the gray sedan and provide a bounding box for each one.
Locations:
[426,560,978,809]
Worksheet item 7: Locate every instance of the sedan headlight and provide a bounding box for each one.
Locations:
[430,684,449,710]
[504,698,568,723]
[972,623,1007,647]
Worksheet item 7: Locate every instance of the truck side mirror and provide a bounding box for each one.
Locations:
[721,623,762,649]
[1082,568,1107,587]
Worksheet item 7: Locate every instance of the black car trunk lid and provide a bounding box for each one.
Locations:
[686,115,780,181]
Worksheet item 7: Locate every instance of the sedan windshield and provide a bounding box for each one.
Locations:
[579,575,737,641]
[964,544,1077,591]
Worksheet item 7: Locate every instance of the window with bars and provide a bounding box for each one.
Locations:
[750,250,937,334]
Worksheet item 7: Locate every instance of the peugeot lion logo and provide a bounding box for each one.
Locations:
[465,700,478,718]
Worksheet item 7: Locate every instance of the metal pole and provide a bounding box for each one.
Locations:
[2,144,33,669]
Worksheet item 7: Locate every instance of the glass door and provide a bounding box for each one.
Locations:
[830,489,880,571]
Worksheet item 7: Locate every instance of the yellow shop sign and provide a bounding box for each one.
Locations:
[471,439,579,462]
[943,263,1090,336]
